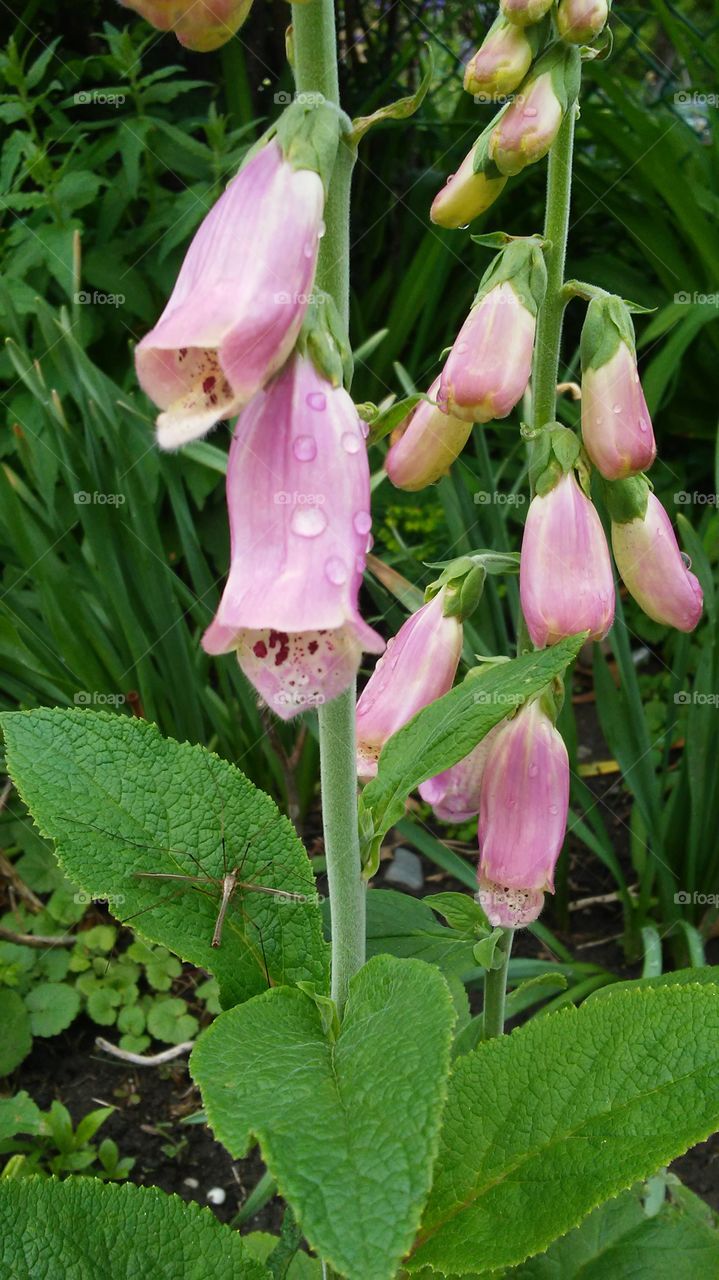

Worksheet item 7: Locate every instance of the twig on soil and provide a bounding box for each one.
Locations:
[95,1037,194,1066]
[569,886,638,911]
[0,925,74,948]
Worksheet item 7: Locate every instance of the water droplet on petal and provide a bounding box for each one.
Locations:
[291,507,327,538]
[318,220,326,239]
[528,763,538,778]
[455,341,468,354]
[681,551,692,570]
[355,554,365,574]
[353,511,372,536]
[325,556,347,585]
[548,803,559,815]
[639,418,649,433]
[359,417,370,439]
[612,403,622,414]
[523,107,538,118]
[342,432,360,454]
[293,434,317,462]
[306,391,327,412]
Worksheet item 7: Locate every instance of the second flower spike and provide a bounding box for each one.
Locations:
[202,356,384,719]
[136,134,327,449]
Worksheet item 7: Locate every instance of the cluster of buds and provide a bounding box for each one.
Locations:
[119,0,253,51]
[137,103,385,717]
[386,240,546,492]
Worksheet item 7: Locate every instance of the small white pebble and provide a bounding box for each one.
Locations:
[206,1187,226,1205]
[183,1177,199,1190]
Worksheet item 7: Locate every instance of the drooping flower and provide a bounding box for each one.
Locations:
[520,470,615,646]
[430,135,507,230]
[385,378,473,490]
[419,726,503,823]
[202,355,384,719]
[477,698,569,927]
[438,241,546,424]
[119,0,253,52]
[464,15,535,101]
[557,0,610,43]
[610,489,703,632]
[489,45,580,177]
[136,139,325,449]
[356,589,463,780]
[580,296,656,481]
[500,0,554,26]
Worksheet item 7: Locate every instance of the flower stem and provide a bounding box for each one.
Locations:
[482,928,513,1039]
[291,0,365,1016]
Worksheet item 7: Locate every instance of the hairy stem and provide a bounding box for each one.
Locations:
[292,0,364,1016]
[482,928,513,1040]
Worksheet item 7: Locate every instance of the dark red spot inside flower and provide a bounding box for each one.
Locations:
[308,641,319,654]
[178,348,187,360]
[203,376,216,394]
[268,630,290,666]
[253,641,268,659]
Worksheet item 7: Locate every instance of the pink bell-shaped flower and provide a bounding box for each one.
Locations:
[202,355,384,719]
[611,491,703,632]
[119,0,253,51]
[477,698,569,927]
[580,296,656,481]
[136,140,324,449]
[438,282,536,424]
[557,0,610,43]
[356,589,463,780]
[520,470,615,647]
[385,377,473,490]
[419,726,503,823]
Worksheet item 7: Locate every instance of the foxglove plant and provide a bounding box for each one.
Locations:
[385,377,473,489]
[119,0,253,49]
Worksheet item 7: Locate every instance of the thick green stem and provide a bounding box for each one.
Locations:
[292,0,364,1016]
[482,929,513,1039]
[531,104,577,437]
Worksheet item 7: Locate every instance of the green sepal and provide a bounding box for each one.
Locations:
[603,473,651,525]
[365,392,432,446]
[473,237,548,317]
[275,99,342,193]
[350,49,433,145]
[539,675,565,723]
[471,230,546,250]
[426,550,521,576]
[471,114,507,181]
[426,558,486,623]
[298,291,353,388]
[473,927,506,971]
[529,423,580,494]
[548,40,582,110]
[580,294,637,372]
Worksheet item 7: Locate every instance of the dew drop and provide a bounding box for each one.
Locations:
[325,556,348,585]
[353,510,372,536]
[355,554,366,574]
[342,432,361,454]
[359,416,370,439]
[612,403,622,414]
[455,341,469,354]
[292,434,317,462]
[548,803,559,815]
[306,391,327,412]
[523,106,538,118]
[318,220,326,239]
[528,763,539,778]
[303,239,316,258]
[290,507,327,538]
[638,418,649,433]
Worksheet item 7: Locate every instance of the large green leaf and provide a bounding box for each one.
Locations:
[0,1178,268,1279]
[359,636,584,865]
[1,709,327,1007]
[192,955,456,1280]
[407,985,719,1275]
[365,889,479,979]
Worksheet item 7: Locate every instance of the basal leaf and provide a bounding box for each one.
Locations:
[0,1178,268,1279]
[1,709,327,1007]
[408,985,719,1274]
[192,955,455,1280]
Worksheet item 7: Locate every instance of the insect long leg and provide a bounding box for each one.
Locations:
[211,873,238,949]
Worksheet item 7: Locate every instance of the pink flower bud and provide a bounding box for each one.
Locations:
[581,341,656,480]
[136,141,324,449]
[477,700,569,927]
[464,17,534,100]
[557,0,610,43]
[611,493,703,632]
[438,283,536,424]
[520,471,615,646]
[119,0,252,51]
[385,378,473,491]
[500,0,554,25]
[419,726,503,823]
[430,142,507,230]
[356,590,463,780]
[202,355,384,719]
[490,73,564,175]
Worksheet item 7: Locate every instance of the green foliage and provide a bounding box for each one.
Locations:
[192,956,455,1280]
[2,708,328,1008]
[407,985,719,1274]
[0,1098,133,1181]
[0,1178,268,1279]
